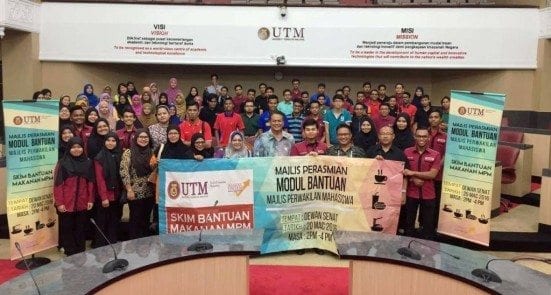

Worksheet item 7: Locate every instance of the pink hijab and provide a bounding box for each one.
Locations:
[131,94,143,116]
[165,77,181,105]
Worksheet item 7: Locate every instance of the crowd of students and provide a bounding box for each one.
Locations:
[51,75,451,256]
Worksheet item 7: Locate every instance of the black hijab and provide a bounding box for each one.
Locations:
[393,113,415,151]
[55,137,94,186]
[130,129,153,177]
[59,126,74,159]
[160,125,189,159]
[115,95,130,118]
[95,132,121,190]
[85,108,99,128]
[187,133,213,159]
[126,81,138,98]
[353,116,378,151]
[87,118,110,159]
[59,106,72,129]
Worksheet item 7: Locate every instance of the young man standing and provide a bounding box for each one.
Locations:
[290,78,302,100]
[378,84,388,102]
[253,111,294,157]
[362,81,371,96]
[277,89,294,116]
[206,73,222,95]
[307,101,326,143]
[255,83,268,113]
[394,83,406,107]
[214,98,245,148]
[290,118,327,156]
[326,124,365,157]
[200,94,222,130]
[372,103,396,133]
[342,85,353,106]
[403,128,441,239]
[351,103,368,135]
[180,103,213,148]
[70,106,92,147]
[116,108,138,151]
[414,95,432,130]
[401,92,417,122]
[310,83,331,106]
[300,91,311,116]
[365,90,381,118]
[324,95,352,146]
[286,100,305,142]
[232,84,247,113]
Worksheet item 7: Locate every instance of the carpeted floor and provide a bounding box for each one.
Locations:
[0,260,25,285]
[249,265,348,295]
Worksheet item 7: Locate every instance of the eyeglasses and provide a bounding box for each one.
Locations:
[137,135,149,139]
[195,140,205,144]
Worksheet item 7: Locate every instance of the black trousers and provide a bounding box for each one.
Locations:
[94,201,121,247]
[404,197,436,240]
[59,210,87,256]
[433,180,443,229]
[128,197,155,240]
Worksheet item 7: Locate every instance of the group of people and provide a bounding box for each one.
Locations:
[52,75,451,256]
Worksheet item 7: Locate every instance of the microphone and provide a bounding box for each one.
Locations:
[15,242,42,295]
[472,257,550,283]
[90,218,129,273]
[187,200,218,252]
[397,240,460,261]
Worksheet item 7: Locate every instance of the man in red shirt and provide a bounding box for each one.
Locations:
[232,84,247,113]
[290,118,327,156]
[70,106,92,149]
[372,103,396,134]
[403,127,441,239]
[214,98,245,148]
[394,83,406,107]
[401,92,417,123]
[290,78,301,100]
[365,90,381,118]
[116,108,138,151]
[179,103,213,148]
[307,101,326,143]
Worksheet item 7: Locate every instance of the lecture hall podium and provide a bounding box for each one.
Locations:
[0,229,263,295]
[335,231,551,295]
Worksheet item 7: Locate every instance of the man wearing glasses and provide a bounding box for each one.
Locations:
[326,124,365,158]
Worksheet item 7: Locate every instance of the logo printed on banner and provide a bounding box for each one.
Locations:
[167,181,180,200]
[458,106,484,117]
[258,27,305,41]
[227,179,251,197]
[13,115,41,125]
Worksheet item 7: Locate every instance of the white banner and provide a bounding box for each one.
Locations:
[39,3,538,69]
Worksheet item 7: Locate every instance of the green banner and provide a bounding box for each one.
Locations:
[3,101,59,259]
[438,91,505,246]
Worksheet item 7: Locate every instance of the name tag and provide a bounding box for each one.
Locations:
[424,156,435,162]
[437,138,446,143]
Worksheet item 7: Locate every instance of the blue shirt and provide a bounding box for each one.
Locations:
[253,130,295,157]
[286,113,305,142]
[324,109,352,144]
[310,93,331,106]
[277,101,293,116]
[258,111,289,133]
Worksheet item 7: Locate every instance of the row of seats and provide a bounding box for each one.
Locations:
[68,0,495,6]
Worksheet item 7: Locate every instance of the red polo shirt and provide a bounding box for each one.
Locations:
[214,112,244,147]
[179,119,212,142]
[430,129,447,181]
[290,141,328,156]
[232,95,247,113]
[365,100,381,118]
[116,127,136,151]
[404,147,441,199]
[291,89,301,100]
[307,115,326,142]
[372,115,396,134]
[401,104,417,122]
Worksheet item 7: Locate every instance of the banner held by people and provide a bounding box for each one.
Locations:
[438,91,505,246]
[3,100,59,259]
[158,156,404,254]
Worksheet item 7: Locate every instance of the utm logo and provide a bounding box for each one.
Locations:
[167,181,180,200]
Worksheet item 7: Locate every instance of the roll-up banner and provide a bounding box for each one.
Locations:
[438,91,505,246]
[158,156,404,254]
[40,3,538,69]
[3,101,59,259]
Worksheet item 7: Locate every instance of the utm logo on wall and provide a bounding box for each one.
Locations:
[258,27,305,41]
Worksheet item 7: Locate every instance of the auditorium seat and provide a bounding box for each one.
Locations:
[499,130,524,143]
[501,117,510,127]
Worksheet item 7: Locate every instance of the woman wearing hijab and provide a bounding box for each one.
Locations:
[114,83,128,104]
[54,137,95,256]
[114,94,130,118]
[393,113,415,151]
[149,82,160,105]
[83,84,99,108]
[85,108,100,128]
[87,118,111,159]
[174,92,187,121]
[148,105,170,150]
[138,103,157,129]
[353,116,378,152]
[221,131,251,158]
[168,104,181,126]
[94,133,122,247]
[59,126,74,159]
[185,87,199,106]
[120,129,155,239]
[412,86,424,109]
[131,94,143,117]
[158,92,169,106]
[96,100,119,130]
[60,95,72,108]
[186,133,214,161]
[165,77,181,104]
[141,91,155,108]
